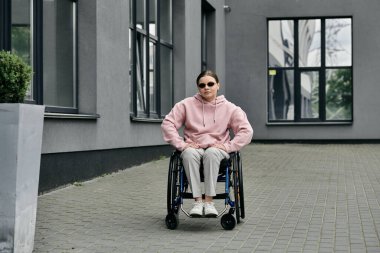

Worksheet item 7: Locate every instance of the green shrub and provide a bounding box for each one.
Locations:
[0,50,32,103]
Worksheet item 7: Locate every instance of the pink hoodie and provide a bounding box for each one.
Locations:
[161,94,253,153]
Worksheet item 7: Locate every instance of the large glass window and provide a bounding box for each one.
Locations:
[1,0,77,113]
[129,0,173,119]
[43,0,77,109]
[268,17,352,123]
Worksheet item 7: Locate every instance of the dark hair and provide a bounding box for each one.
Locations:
[196,70,219,84]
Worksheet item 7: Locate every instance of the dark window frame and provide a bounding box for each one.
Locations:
[129,0,173,120]
[0,0,11,51]
[267,16,353,124]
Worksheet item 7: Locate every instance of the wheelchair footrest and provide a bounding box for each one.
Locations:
[189,215,218,218]
[182,193,227,199]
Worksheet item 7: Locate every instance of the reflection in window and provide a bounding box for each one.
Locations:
[149,0,156,36]
[299,19,321,67]
[12,0,32,100]
[326,69,352,120]
[149,41,156,113]
[136,33,146,112]
[160,45,172,115]
[160,0,172,43]
[268,69,294,120]
[268,20,294,67]
[326,19,352,67]
[43,0,76,108]
[300,71,319,119]
[268,17,352,123]
[136,0,144,30]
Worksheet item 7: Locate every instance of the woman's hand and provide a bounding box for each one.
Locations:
[211,143,227,152]
[184,143,200,150]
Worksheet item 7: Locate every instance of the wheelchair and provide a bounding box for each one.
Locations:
[165,150,245,230]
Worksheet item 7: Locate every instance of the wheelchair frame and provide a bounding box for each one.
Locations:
[165,150,245,230]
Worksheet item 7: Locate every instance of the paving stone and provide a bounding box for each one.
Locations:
[33,144,380,252]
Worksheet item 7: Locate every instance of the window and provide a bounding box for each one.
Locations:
[41,0,77,112]
[1,0,33,100]
[201,0,215,71]
[268,17,352,123]
[129,0,173,120]
[1,0,77,113]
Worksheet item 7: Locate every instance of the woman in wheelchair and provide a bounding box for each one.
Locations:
[161,70,253,218]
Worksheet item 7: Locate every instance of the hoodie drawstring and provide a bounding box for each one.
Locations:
[202,97,217,127]
[202,99,205,127]
[213,98,217,123]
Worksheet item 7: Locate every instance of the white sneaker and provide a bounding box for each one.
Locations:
[204,202,218,217]
[189,201,204,217]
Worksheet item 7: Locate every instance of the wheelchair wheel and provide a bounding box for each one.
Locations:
[237,152,245,219]
[232,152,245,223]
[233,155,241,224]
[221,213,236,230]
[165,213,179,230]
[167,153,180,215]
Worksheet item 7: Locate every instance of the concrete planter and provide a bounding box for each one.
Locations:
[0,104,44,253]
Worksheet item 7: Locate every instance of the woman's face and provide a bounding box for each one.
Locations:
[197,75,220,102]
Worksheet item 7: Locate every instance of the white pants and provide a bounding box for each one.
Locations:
[181,147,229,198]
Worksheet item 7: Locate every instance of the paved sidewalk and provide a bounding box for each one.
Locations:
[33,144,380,253]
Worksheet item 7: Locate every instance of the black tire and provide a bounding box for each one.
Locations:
[233,153,241,223]
[167,154,180,214]
[237,152,245,219]
[221,213,236,230]
[165,213,179,230]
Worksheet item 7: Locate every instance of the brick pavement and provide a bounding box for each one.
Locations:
[33,144,380,252]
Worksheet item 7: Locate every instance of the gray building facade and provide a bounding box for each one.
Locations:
[225,0,380,141]
[1,0,379,191]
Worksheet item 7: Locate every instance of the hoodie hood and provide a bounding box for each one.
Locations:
[194,93,226,127]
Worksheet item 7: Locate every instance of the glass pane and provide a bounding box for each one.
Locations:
[326,68,352,120]
[129,0,133,26]
[160,45,172,115]
[129,29,132,111]
[136,33,146,112]
[326,18,352,67]
[149,41,156,113]
[149,0,156,36]
[299,19,321,67]
[136,0,145,30]
[43,0,76,108]
[12,0,32,100]
[268,69,294,120]
[268,20,294,67]
[300,71,319,119]
[160,0,172,43]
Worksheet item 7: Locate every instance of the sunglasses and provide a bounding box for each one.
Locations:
[198,82,215,89]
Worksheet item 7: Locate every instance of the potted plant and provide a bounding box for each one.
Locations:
[0,50,45,253]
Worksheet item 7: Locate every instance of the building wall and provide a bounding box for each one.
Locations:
[39,0,227,191]
[225,0,380,141]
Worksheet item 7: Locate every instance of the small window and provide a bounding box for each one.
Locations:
[268,17,352,123]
